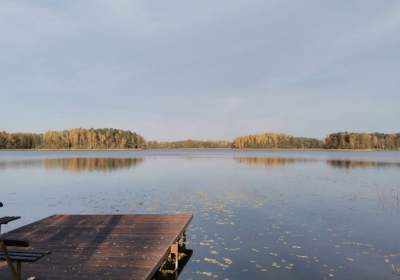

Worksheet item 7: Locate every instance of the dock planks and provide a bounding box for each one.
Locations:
[0,214,192,280]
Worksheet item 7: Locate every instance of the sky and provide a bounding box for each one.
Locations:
[1,1,399,141]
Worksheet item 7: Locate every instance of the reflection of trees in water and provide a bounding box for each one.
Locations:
[235,157,400,169]
[0,160,43,170]
[44,158,145,172]
[0,158,145,172]
[234,157,314,166]
[326,160,400,169]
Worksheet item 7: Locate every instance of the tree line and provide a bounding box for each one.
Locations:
[232,133,323,149]
[1,129,400,150]
[323,132,400,150]
[0,128,146,150]
[147,139,231,149]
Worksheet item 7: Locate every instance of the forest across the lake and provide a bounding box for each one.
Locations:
[1,129,399,150]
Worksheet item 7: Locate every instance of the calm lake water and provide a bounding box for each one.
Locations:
[1,150,400,279]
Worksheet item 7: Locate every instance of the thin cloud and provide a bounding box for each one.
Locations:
[0,1,399,139]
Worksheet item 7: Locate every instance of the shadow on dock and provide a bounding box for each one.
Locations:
[0,214,193,280]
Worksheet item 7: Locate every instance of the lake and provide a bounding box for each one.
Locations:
[1,150,399,279]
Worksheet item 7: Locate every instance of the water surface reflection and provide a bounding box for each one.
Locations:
[234,157,315,166]
[234,157,400,169]
[0,158,145,172]
[1,150,400,279]
[326,160,400,169]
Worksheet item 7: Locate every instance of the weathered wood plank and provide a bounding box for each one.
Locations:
[0,214,192,280]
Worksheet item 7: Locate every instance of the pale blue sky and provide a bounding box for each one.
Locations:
[1,1,399,141]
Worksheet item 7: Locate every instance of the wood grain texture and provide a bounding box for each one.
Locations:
[0,214,192,280]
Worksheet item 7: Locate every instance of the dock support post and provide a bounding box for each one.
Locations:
[182,231,186,244]
[171,241,179,270]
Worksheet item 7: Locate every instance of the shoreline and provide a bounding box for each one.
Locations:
[0,148,397,152]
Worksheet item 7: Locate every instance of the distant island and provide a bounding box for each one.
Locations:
[0,129,399,150]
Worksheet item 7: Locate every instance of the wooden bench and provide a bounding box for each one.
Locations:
[0,217,21,224]
[0,202,21,234]
[0,239,51,280]
[0,216,21,226]
[0,203,51,279]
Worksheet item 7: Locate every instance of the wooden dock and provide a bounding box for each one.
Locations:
[0,214,192,280]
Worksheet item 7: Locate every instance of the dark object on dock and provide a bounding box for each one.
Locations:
[0,217,20,224]
[0,239,51,280]
[0,201,21,234]
[0,217,21,228]
[0,214,193,280]
[0,201,47,280]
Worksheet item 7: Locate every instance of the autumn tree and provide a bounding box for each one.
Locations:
[323,132,400,150]
[0,128,146,150]
[232,133,322,149]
